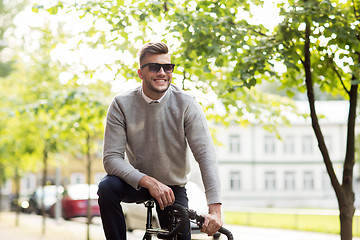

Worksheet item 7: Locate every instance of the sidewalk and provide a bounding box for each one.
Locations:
[0,211,105,240]
[1,211,360,240]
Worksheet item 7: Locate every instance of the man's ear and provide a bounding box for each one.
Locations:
[137,69,143,79]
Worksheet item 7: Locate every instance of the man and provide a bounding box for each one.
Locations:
[98,42,222,240]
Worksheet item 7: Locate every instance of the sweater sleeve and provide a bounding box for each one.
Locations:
[184,97,222,205]
[102,98,146,189]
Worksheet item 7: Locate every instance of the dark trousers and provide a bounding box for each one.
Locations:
[97,175,191,240]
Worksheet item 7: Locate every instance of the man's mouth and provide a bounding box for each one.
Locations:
[154,79,167,83]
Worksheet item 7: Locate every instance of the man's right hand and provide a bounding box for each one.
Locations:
[139,175,175,210]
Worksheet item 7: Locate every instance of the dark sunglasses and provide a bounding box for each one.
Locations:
[140,63,176,73]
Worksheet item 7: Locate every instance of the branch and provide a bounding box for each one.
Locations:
[352,0,360,41]
[328,54,350,95]
[352,0,359,20]
[303,19,342,198]
[281,40,305,65]
[342,80,357,193]
[163,0,168,13]
[247,26,268,37]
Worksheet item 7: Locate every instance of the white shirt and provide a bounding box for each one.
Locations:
[141,88,168,104]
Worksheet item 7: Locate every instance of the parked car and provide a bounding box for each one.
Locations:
[10,193,32,213]
[50,184,100,220]
[122,182,220,239]
[24,185,64,215]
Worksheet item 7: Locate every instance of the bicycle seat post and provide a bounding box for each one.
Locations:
[142,199,155,240]
[145,199,155,230]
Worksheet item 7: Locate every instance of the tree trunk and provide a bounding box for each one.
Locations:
[14,167,20,227]
[339,81,357,240]
[86,132,92,240]
[302,11,357,240]
[41,146,49,235]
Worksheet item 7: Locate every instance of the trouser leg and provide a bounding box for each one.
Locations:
[97,175,150,240]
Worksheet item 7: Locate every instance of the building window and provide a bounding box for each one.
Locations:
[265,171,276,190]
[284,171,296,190]
[70,173,86,184]
[229,135,241,153]
[302,136,313,154]
[283,136,295,154]
[230,171,241,190]
[21,173,36,193]
[303,171,314,190]
[264,136,276,154]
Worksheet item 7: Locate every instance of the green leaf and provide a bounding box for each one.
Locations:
[46,6,58,15]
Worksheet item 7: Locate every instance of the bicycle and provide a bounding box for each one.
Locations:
[140,199,234,240]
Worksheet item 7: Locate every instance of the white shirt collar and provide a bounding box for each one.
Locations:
[141,88,167,104]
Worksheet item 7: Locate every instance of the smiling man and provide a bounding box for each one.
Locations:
[97,42,222,240]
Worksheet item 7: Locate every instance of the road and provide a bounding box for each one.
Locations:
[0,211,359,240]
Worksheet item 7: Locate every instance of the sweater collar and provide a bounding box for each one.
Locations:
[141,88,168,104]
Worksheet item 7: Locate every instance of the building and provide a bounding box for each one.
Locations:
[215,101,355,209]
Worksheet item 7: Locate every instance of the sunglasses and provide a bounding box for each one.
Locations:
[140,63,176,73]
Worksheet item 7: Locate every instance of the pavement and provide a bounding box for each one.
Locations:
[1,211,360,240]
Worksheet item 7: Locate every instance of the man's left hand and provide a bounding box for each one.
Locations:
[200,203,222,236]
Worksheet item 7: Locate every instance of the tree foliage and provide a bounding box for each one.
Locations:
[34,0,359,239]
[33,0,296,132]
[1,0,359,238]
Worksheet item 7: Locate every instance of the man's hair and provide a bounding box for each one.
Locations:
[138,42,169,66]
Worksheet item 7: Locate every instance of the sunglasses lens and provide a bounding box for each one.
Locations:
[149,64,161,72]
[146,63,175,73]
[163,64,174,73]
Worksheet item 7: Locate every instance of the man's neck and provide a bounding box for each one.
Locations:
[141,88,167,103]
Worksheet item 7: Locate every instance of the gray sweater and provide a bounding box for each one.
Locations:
[103,84,221,204]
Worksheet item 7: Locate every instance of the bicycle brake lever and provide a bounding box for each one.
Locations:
[187,208,205,229]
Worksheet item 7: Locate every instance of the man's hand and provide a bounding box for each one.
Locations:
[201,203,222,236]
[139,175,175,210]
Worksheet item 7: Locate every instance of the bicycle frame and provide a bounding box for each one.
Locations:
[140,199,234,240]
[141,199,188,240]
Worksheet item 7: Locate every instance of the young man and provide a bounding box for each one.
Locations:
[98,42,222,240]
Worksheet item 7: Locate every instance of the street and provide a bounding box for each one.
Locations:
[1,211,359,240]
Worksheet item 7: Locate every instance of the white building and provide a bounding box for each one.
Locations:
[214,101,356,209]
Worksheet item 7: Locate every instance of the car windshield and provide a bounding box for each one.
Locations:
[66,184,98,200]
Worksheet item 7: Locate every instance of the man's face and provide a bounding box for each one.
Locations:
[137,53,172,100]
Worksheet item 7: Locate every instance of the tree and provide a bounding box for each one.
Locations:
[0,0,26,215]
[36,0,359,239]
[258,1,359,239]
[57,83,109,240]
[0,0,25,77]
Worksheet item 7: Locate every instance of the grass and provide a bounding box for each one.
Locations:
[224,211,360,236]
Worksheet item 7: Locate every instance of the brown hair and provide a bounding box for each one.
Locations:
[138,42,169,66]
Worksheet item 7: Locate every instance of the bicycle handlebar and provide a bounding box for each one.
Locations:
[156,203,234,240]
[187,209,234,240]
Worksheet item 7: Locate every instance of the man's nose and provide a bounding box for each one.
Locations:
[157,67,166,75]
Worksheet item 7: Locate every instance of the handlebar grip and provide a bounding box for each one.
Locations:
[188,209,234,240]
[157,203,189,239]
[218,226,234,240]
